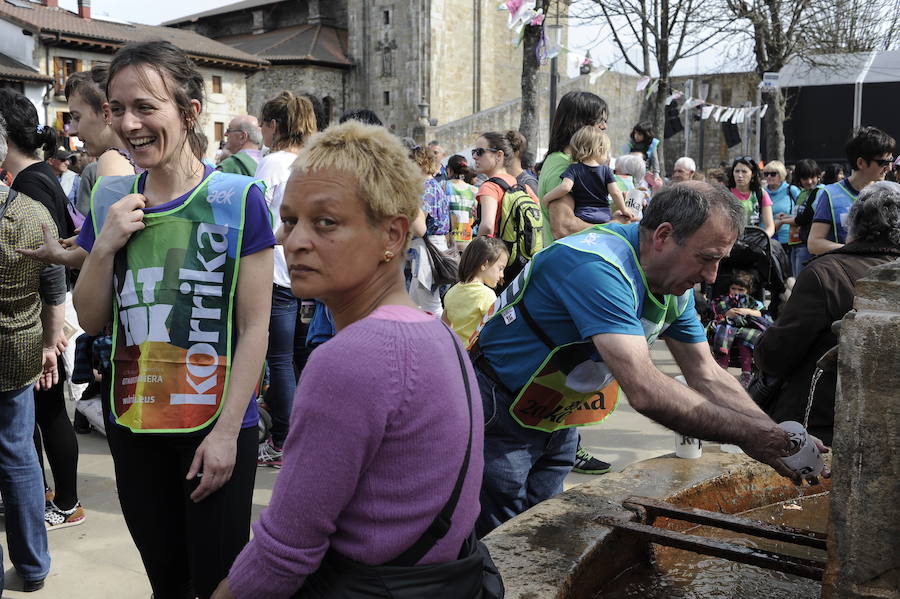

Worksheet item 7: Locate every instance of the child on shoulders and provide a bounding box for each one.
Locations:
[541,126,632,224]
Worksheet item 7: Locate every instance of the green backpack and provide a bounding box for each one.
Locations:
[487,177,545,264]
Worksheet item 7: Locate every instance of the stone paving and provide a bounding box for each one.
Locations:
[0,344,687,598]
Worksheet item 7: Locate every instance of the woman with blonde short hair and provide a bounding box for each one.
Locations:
[763,159,800,246]
[213,121,485,599]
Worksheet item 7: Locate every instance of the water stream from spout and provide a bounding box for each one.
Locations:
[802,368,824,430]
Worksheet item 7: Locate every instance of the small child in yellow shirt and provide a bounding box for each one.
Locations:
[442,237,509,343]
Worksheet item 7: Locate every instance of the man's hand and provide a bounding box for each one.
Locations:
[35,347,58,390]
[17,223,70,264]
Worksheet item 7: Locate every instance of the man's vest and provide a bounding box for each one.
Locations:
[217,151,258,177]
[476,225,691,433]
[818,180,857,244]
[91,171,261,433]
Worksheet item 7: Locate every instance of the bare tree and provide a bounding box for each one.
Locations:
[724,0,899,161]
[586,0,733,174]
[520,0,553,151]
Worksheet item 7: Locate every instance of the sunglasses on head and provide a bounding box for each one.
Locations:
[472,147,500,158]
[869,157,894,167]
[735,155,754,164]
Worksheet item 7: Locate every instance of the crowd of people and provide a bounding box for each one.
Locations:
[1,38,899,599]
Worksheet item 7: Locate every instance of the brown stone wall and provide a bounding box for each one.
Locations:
[246,65,346,127]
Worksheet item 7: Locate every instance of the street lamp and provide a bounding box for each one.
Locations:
[547,21,563,127]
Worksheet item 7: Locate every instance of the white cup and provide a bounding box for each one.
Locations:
[676,434,703,459]
[672,375,702,458]
[778,421,824,476]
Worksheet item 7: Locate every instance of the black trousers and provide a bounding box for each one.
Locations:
[103,397,257,599]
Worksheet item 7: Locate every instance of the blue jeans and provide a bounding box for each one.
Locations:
[267,285,299,447]
[474,367,578,538]
[791,245,812,277]
[0,384,51,584]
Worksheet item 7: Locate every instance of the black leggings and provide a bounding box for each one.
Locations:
[33,366,80,510]
[105,411,257,599]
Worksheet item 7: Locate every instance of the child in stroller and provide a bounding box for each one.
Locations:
[709,270,772,387]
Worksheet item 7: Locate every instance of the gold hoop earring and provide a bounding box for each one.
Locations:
[383,250,395,263]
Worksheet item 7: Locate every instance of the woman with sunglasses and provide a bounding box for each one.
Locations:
[727,156,775,236]
[763,160,800,246]
[472,131,539,283]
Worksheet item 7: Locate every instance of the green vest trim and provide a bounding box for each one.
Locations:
[479,225,690,432]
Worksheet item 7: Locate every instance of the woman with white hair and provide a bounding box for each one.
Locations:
[755,180,900,446]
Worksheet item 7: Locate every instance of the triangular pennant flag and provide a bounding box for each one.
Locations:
[720,108,735,122]
[712,106,725,121]
[589,67,607,85]
[665,90,684,105]
[701,105,715,120]
[636,76,651,91]
[759,104,769,118]
[733,108,746,124]
[645,79,660,99]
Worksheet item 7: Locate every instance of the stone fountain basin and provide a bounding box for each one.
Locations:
[483,447,832,599]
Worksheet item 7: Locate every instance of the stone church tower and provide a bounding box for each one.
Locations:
[166,0,536,141]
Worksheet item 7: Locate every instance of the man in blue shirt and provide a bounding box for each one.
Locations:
[809,127,895,255]
[471,182,809,536]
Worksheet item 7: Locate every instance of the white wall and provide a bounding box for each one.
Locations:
[0,18,35,66]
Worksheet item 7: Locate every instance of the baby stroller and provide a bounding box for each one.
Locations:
[698,226,789,371]
[699,226,790,324]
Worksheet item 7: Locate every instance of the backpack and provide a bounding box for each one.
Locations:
[793,188,820,243]
[486,177,544,264]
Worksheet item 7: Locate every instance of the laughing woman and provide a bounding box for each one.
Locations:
[72,41,274,599]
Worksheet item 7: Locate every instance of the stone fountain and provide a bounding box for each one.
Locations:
[482,259,900,599]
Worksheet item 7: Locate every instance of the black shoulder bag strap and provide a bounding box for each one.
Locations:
[0,188,18,221]
[386,326,474,566]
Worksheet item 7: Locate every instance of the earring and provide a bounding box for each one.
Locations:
[383,250,395,263]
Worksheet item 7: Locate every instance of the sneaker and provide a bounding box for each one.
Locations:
[257,438,283,468]
[572,447,611,475]
[45,501,85,530]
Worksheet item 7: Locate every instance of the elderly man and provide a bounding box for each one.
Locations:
[756,181,900,445]
[217,115,263,176]
[671,156,697,182]
[470,181,807,536]
[0,114,62,593]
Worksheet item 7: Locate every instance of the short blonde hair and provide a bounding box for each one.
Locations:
[569,126,610,163]
[764,160,787,180]
[291,121,424,225]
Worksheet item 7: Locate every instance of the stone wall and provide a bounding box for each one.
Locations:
[430,68,642,161]
[246,65,346,125]
[825,260,900,599]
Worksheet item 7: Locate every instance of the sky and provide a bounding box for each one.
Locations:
[54,0,743,77]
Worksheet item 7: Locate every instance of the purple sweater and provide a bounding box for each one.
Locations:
[228,305,484,598]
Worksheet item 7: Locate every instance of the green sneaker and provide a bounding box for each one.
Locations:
[572,447,611,475]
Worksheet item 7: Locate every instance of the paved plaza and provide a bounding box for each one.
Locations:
[0,345,685,598]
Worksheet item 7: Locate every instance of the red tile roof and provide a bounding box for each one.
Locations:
[218,24,352,67]
[0,1,267,71]
[0,52,52,82]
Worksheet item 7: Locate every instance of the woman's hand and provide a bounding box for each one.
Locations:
[186,429,238,502]
[210,578,236,599]
[93,194,146,256]
[35,347,58,391]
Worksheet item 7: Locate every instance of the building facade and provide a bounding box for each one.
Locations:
[0,0,266,159]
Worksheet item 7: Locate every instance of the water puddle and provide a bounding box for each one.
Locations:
[596,492,829,599]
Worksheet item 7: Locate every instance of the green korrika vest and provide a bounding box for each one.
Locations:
[91,171,261,433]
[476,225,691,433]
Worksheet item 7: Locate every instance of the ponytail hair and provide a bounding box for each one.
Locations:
[447,154,476,184]
[107,41,206,161]
[260,91,317,151]
[505,130,527,157]
[0,88,58,159]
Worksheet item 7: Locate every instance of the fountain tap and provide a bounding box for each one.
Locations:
[816,346,839,373]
